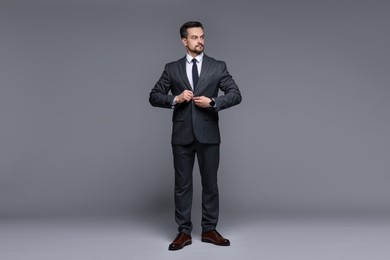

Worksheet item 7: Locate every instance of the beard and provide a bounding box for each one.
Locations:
[190,44,204,55]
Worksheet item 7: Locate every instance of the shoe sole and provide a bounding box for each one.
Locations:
[201,238,230,246]
[168,241,192,251]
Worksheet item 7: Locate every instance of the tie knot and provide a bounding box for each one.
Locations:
[192,58,197,64]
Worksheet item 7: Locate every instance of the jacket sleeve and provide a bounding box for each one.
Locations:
[149,64,176,109]
[214,62,242,111]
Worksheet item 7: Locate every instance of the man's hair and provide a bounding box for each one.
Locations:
[180,21,204,39]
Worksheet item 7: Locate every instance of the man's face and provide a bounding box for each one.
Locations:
[182,27,204,56]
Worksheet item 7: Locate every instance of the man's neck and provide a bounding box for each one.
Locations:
[187,51,203,58]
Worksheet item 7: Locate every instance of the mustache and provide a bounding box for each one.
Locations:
[196,44,204,48]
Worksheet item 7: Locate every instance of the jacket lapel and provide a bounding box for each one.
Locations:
[195,55,210,93]
[178,57,192,90]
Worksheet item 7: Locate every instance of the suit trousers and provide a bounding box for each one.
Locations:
[172,141,220,235]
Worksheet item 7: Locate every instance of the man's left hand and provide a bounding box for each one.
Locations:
[193,96,211,108]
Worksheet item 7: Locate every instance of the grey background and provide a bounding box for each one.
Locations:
[1,0,389,220]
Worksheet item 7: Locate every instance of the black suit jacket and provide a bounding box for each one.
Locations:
[149,54,241,145]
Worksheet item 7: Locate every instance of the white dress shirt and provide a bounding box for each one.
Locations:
[185,52,203,89]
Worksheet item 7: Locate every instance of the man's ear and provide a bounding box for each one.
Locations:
[181,38,187,47]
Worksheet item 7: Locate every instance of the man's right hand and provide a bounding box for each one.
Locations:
[175,90,193,104]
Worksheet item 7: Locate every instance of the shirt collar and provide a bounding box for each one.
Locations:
[186,52,204,64]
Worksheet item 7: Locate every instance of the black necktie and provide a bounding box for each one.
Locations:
[192,58,199,89]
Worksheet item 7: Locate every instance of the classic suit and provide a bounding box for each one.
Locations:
[149,54,241,234]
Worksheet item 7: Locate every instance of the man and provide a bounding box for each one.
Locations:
[149,21,241,251]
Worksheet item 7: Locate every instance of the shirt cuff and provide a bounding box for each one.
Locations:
[171,96,177,108]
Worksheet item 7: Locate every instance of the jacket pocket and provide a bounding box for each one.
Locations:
[203,113,218,121]
[172,112,185,122]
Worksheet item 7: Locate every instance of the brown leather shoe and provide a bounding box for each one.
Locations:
[201,230,230,246]
[168,233,192,251]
